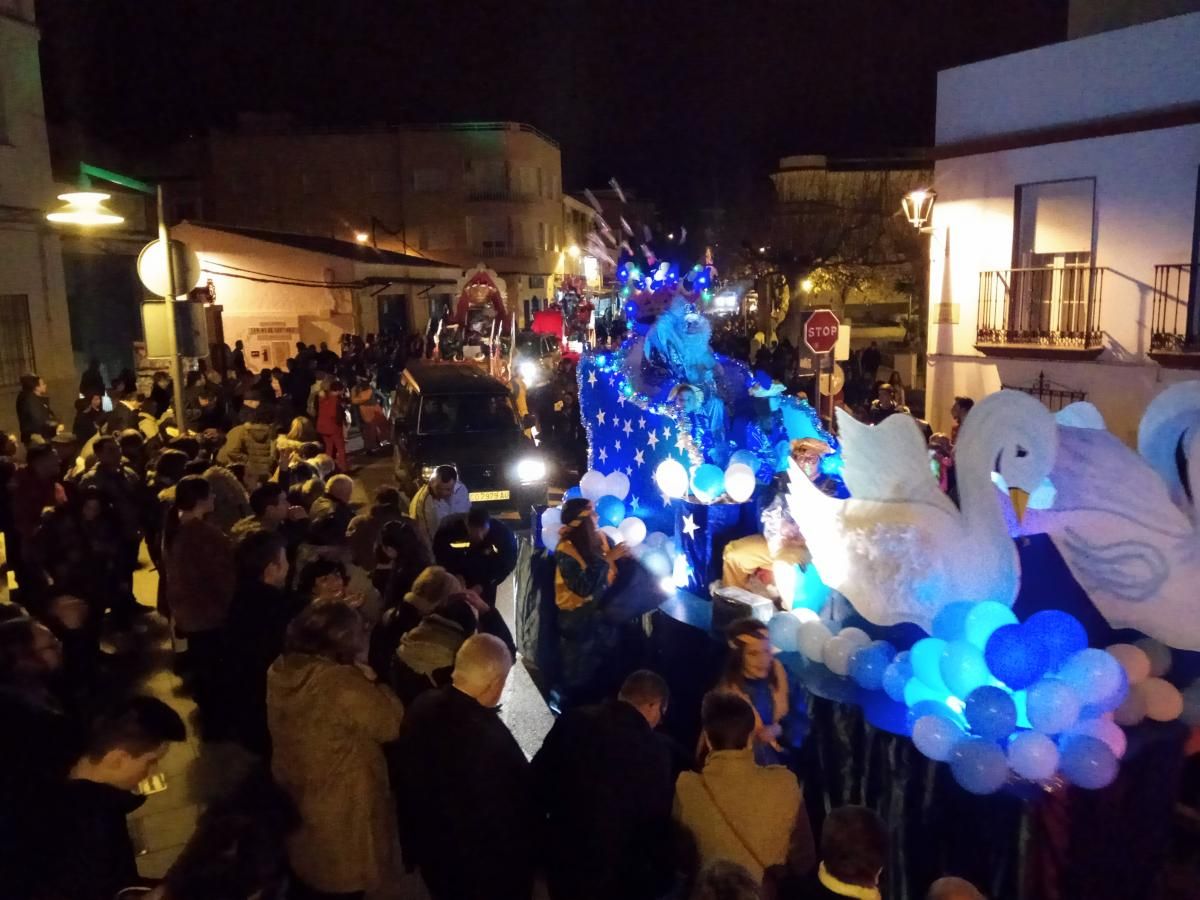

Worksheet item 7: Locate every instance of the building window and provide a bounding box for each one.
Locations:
[1011,178,1096,334]
[529,275,546,289]
[0,294,35,387]
[537,222,547,251]
[411,168,447,193]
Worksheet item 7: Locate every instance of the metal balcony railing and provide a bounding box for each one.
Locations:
[466,189,540,203]
[977,266,1105,349]
[477,245,542,261]
[1150,263,1194,353]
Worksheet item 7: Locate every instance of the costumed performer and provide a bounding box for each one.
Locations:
[668,383,729,466]
[741,378,791,482]
[721,438,834,605]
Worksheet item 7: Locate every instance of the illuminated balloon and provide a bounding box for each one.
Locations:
[644,531,670,549]
[950,738,1009,795]
[690,464,726,504]
[768,613,802,654]
[837,627,871,649]
[1007,731,1059,781]
[540,507,562,532]
[654,459,689,500]
[579,469,608,501]
[600,525,623,545]
[595,496,626,528]
[849,641,896,692]
[604,471,631,501]
[911,638,950,693]
[1059,735,1118,790]
[1105,643,1151,685]
[729,449,761,475]
[790,608,820,625]
[963,601,1018,650]
[912,715,964,762]
[985,624,1048,690]
[541,527,560,551]
[1027,678,1082,734]
[798,621,833,663]
[1058,648,1125,706]
[617,516,647,547]
[723,463,756,503]
[964,685,1017,740]
[823,635,855,676]
[1134,638,1172,678]
[932,602,974,642]
[940,641,992,699]
[1072,718,1127,759]
[642,550,672,579]
[563,485,583,500]
[1023,610,1088,671]
[1140,677,1184,721]
[883,656,913,703]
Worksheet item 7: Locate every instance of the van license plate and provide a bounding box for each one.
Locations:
[469,490,510,502]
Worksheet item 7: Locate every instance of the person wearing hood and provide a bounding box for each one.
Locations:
[267,599,403,898]
[218,403,279,487]
[346,485,406,570]
[390,592,480,706]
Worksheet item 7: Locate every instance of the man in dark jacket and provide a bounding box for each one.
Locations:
[15,373,59,446]
[105,386,141,434]
[392,635,538,900]
[21,696,186,900]
[433,506,518,652]
[532,670,675,900]
[346,485,406,569]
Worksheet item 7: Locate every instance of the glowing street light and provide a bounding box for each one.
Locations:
[566,244,581,259]
[902,188,936,230]
[46,191,125,227]
[354,231,370,243]
[800,278,814,293]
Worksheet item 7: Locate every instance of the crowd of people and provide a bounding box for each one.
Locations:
[0,331,995,900]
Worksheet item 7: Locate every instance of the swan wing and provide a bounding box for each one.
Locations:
[835,409,958,515]
[1055,402,1106,430]
[1138,381,1200,517]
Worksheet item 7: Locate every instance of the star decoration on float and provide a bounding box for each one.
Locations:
[662,493,672,507]
[625,467,633,477]
[597,410,606,425]
[587,370,597,388]
[615,439,622,451]
[617,395,626,407]
[634,449,645,466]
[647,431,659,449]
[623,420,633,436]
[682,514,699,538]
[675,433,689,452]
[598,447,608,463]
[638,416,647,429]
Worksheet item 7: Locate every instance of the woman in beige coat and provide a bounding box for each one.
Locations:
[267,599,404,897]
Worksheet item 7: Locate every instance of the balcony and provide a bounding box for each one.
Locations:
[1149,264,1199,367]
[467,189,540,203]
[976,266,1106,360]
[476,244,542,262]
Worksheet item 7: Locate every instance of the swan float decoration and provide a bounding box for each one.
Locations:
[1023,381,1200,649]
[786,390,1058,631]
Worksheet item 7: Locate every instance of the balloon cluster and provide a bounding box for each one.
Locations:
[654,452,759,506]
[781,601,1180,795]
[541,467,679,588]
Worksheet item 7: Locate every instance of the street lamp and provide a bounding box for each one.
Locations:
[46,162,189,434]
[566,244,581,259]
[354,231,370,243]
[901,188,936,231]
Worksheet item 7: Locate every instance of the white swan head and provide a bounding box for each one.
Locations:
[1138,381,1200,511]
[957,390,1058,520]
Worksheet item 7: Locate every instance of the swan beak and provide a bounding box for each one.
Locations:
[1009,487,1030,523]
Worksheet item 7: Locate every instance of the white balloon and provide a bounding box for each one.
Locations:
[580,469,608,501]
[1106,643,1151,685]
[790,608,820,625]
[823,635,855,676]
[798,620,833,662]
[654,459,689,500]
[643,550,672,578]
[540,507,562,531]
[724,462,756,503]
[600,525,623,545]
[605,471,631,501]
[645,531,670,549]
[838,627,871,649]
[540,527,559,551]
[617,516,647,547]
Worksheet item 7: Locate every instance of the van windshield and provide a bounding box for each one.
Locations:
[417,393,517,434]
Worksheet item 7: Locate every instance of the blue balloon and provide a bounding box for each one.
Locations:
[1007,731,1060,781]
[912,715,964,762]
[1059,648,1125,705]
[906,699,962,731]
[985,624,1048,690]
[595,495,626,528]
[849,641,896,692]
[1059,734,1118,790]
[563,485,583,500]
[1026,678,1082,734]
[1023,610,1088,672]
[911,638,950,693]
[965,685,1018,740]
[882,658,913,703]
[940,640,992,699]
[932,602,975,642]
[729,449,761,476]
[950,738,1010,795]
[1079,665,1129,719]
[905,680,951,711]
[690,464,726,503]
[964,601,1019,650]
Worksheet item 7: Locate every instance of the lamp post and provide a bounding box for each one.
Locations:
[901,187,937,362]
[46,163,190,435]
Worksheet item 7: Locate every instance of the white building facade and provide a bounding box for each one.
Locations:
[0,0,75,434]
[925,11,1200,444]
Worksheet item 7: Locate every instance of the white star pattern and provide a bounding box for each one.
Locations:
[614,439,622,451]
[617,394,626,407]
[646,431,659,449]
[630,494,639,508]
[622,419,633,436]
[597,410,606,425]
[625,467,633,477]
[598,447,608,463]
[587,370,597,388]
[634,449,645,466]
[638,416,647,429]
[682,514,699,538]
[662,424,672,438]
[662,493,672,507]
[675,433,689,451]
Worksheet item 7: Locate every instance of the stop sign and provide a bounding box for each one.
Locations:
[804,309,840,354]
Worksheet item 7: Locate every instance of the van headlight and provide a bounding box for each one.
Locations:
[515,456,547,483]
[518,360,539,386]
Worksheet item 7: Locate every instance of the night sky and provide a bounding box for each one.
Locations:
[37,0,1067,215]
